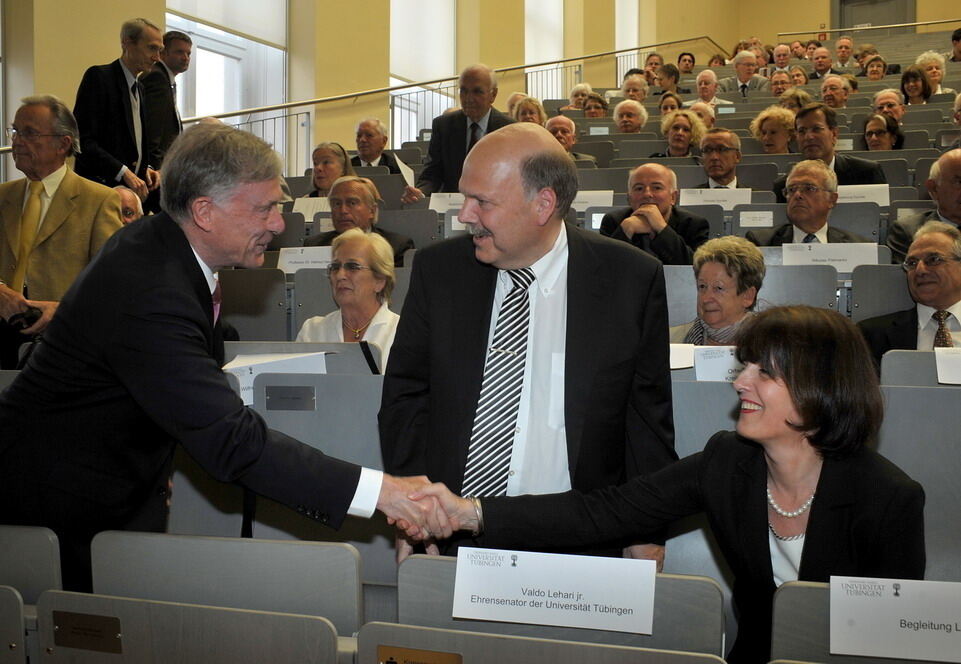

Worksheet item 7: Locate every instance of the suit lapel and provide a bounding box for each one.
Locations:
[34,171,77,248]
[891,308,919,349]
[733,448,776,585]
[113,61,138,153]
[799,456,854,580]
[1,180,27,259]
[564,225,608,471]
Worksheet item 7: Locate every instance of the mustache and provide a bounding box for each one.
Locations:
[468,224,491,238]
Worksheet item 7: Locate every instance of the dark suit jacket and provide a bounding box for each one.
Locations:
[886,209,948,264]
[772,153,886,203]
[482,431,925,664]
[351,152,402,174]
[694,181,748,190]
[599,205,709,265]
[0,213,362,590]
[858,307,918,368]
[416,109,514,194]
[141,62,181,167]
[379,225,676,549]
[745,223,869,246]
[74,59,149,185]
[304,226,415,266]
[809,68,843,79]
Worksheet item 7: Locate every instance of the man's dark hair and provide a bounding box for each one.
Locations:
[951,27,961,42]
[796,102,837,129]
[163,30,192,48]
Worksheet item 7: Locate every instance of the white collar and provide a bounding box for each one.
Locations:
[190,246,218,295]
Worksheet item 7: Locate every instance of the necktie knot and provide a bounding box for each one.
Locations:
[803,233,819,243]
[933,310,950,323]
[507,267,535,291]
[28,181,44,197]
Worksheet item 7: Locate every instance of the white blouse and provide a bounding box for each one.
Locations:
[295,302,400,371]
[769,525,804,586]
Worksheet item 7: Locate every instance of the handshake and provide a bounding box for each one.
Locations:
[377,474,481,557]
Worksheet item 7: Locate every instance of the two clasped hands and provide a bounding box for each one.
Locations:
[376,474,476,557]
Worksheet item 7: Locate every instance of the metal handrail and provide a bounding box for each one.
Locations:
[778,17,960,38]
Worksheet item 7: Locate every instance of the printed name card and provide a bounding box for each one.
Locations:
[670,343,695,369]
[830,576,961,662]
[934,347,961,384]
[453,547,655,634]
[782,242,877,272]
[428,192,465,213]
[738,210,775,228]
[277,246,332,274]
[837,184,890,206]
[680,188,751,211]
[836,138,855,151]
[589,212,606,230]
[694,346,742,382]
[448,214,466,232]
[716,106,736,114]
[223,353,328,405]
[571,190,614,213]
[588,125,611,135]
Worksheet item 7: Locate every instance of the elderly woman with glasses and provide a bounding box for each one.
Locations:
[863,113,904,151]
[296,227,400,369]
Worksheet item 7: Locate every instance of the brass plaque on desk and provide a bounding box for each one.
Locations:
[52,610,123,653]
[265,384,315,410]
[377,644,463,664]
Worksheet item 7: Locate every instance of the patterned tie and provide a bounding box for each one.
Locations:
[740,83,748,98]
[803,233,819,243]
[10,181,45,293]
[933,310,953,348]
[461,268,535,496]
[468,122,480,152]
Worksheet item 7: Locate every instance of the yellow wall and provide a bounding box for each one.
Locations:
[565,0,616,87]
[916,0,960,33]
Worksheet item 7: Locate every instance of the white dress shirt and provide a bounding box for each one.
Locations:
[484,224,571,496]
[708,176,738,188]
[295,302,400,369]
[118,60,142,180]
[791,223,830,244]
[916,301,961,349]
[190,249,383,517]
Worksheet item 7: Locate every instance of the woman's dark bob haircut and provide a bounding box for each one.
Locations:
[735,306,882,458]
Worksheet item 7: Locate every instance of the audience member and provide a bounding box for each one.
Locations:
[860,54,888,81]
[687,70,734,107]
[697,128,744,188]
[835,36,856,68]
[114,185,144,224]
[670,236,765,344]
[505,92,527,116]
[404,64,513,202]
[804,39,822,59]
[308,141,355,197]
[545,115,596,163]
[297,228,400,369]
[915,51,956,95]
[689,101,716,129]
[901,65,933,105]
[771,44,792,72]
[650,109,705,158]
[379,123,675,563]
[305,176,413,267]
[947,28,961,63]
[754,160,870,245]
[600,163,710,264]
[820,75,850,109]
[0,123,433,591]
[351,118,401,173]
[887,150,961,263]
[559,83,592,111]
[614,100,648,134]
[142,30,191,169]
[644,52,664,85]
[418,305,924,664]
[841,73,859,92]
[790,40,806,59]
[769,70,792,96]
[677,52,696,74]
[583,92,608,118]
[656,64,689,95]
[779,87,813,113]
[788,65,809,86]
[658,92,683,115]
[809,47,841,79]
[511,96,548,125]
[0,95,123,368]
[860,222,961,366]
[750,105,795,154]
[707,53,727,67]
[74,18,162,200]
[863,114,904,151]
[719,51,770,96]
[873,89,906,123]
[771,103,885,203]
[621,73,649,102]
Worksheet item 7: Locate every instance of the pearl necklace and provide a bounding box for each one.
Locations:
[766,486,815,518]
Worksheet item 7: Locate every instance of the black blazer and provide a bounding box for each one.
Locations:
[351,152,402,175]
[304,226,415,266]
[809,68,843,79]
[745,223,869,246]
[74,59,148,184]
[886,209,945,264]
[600,205,709,265]
[694,181,748,190]
[772,153,886,203]
[379,225,676,544]
[416,109,515,194]
[141,62,181,167]
[0,214,362,589]
[482,431,926,664]
[857,307,918,368]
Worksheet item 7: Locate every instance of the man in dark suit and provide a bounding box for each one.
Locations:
[887,149,961,263]
[808,47,842,79]
[0,124,434,591]
[860,221,961,366]
[351,119,402,174]
[717,51,770,96]
[749,159,870,246]
[74,18,162,202]
[142,30,191,168]
[380,123,676,563]
[695,128,745,189]
[772,103,885,203]
[401,64,514,203]
[600,163,709,265]
[304,176,414,266]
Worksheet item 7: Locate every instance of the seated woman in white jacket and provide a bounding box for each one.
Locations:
[296,227,400,369]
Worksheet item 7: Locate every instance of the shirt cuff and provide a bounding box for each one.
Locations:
[347,467,383,518]
[116,165,129,182]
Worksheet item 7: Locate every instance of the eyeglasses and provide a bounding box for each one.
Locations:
[327,260,372,277]
[6,127,64,142]
[864,129,890,139]
[901,253,961,272]
[783,183,828,197]
[701,146,739,155]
